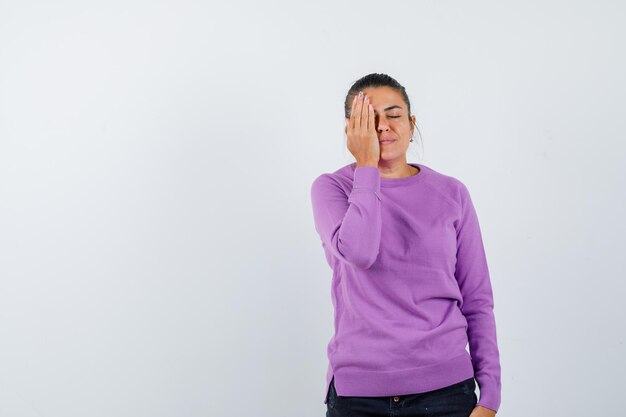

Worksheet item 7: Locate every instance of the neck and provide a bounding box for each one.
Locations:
[376,160,416,179]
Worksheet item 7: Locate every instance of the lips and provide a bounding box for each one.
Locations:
[379,139,395,144]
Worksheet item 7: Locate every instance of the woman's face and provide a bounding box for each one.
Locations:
[346,86,416,162]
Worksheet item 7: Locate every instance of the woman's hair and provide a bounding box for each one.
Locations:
[344,73,421,144]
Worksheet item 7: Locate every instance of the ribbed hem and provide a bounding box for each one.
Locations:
[324,351,475,404]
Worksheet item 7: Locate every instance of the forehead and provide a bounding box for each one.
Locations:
[362,86,405,109]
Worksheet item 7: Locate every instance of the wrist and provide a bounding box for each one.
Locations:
[356,160,378,168]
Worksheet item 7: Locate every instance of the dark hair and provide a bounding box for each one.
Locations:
[344,73,421,143]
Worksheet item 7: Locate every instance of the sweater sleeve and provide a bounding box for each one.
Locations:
[454,183,502,413]
[310,166,382,269]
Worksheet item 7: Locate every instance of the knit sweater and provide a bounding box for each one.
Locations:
[310,162,501,413]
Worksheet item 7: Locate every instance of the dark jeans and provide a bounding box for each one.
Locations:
[326,376,477,417]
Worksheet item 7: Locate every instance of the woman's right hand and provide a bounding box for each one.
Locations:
[345,91,379,167]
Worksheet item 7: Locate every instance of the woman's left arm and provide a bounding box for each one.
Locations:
[453,182,502,414]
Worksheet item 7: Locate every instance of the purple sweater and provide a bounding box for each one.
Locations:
[310,162,501,412]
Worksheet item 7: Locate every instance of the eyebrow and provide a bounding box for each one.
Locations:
[382,105,403,111]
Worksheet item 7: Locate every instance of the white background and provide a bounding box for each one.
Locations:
[1,1,624,416]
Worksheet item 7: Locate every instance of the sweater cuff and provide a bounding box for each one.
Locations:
[476,384,500,413]
[352,166,381,201]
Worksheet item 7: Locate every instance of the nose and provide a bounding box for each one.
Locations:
[377,117,390,132]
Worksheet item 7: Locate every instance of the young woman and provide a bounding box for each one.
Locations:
[310,73,501,417]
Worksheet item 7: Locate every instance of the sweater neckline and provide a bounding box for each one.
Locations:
[350,162,428,188]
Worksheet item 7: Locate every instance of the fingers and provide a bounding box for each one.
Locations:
[362,94,369,129]
[367,97,376,132]
[354,92,363,130]
[349,91,369,131]
[349,94,357,130]
[361,93,374,133]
